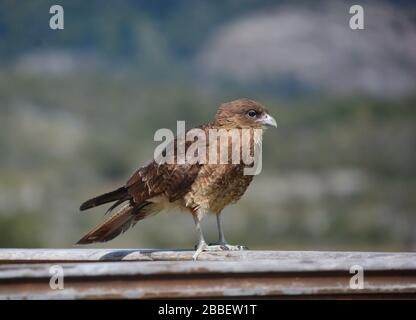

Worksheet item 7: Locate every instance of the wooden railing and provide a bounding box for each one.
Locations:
[0,249,415,299]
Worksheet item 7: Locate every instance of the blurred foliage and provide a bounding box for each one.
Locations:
[0,0,280,61]
[0,211,45,247]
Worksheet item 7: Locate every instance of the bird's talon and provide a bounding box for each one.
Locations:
[221,244,248,251]
[193,242,247,259]
[208,244,248,251]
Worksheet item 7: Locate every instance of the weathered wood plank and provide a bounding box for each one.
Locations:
[2,271,416,299]
[0,249,415,299]
[0,248,415,268]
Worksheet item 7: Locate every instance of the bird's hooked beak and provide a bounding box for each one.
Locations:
[259,113,277,128]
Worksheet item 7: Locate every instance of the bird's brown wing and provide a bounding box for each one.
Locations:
[77,125,209,244]
[126,127,207,204]
[78,132,204,244]
[126,160,201,204]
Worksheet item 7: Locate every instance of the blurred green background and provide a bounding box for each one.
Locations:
[0,0,415,251]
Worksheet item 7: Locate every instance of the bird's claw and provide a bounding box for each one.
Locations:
[193,243,248,260]
[208,242,248,251]
[218,244,248,251]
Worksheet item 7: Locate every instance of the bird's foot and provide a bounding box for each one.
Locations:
[193,242,248,260]
[208,243,249,251]
[193,241,208,261]
[192,242,248,261]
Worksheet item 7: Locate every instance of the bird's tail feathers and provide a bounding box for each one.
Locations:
[77,202,160,244]
[80,186,128,211]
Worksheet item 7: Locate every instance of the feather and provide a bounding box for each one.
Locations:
[80,186,128,211]
[77,202,154,244]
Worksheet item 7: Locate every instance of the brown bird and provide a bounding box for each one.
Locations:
[78,98,277,259]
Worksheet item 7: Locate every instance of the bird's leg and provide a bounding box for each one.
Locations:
[192,213,207,261]
[208,213,227,246]
[208,213,248,251]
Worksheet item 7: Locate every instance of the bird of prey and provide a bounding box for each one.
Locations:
[78,98,277,260]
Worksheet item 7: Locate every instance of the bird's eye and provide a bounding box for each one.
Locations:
[247,110,257,118]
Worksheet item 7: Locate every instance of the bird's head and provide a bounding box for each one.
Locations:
[213,98,277,129]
